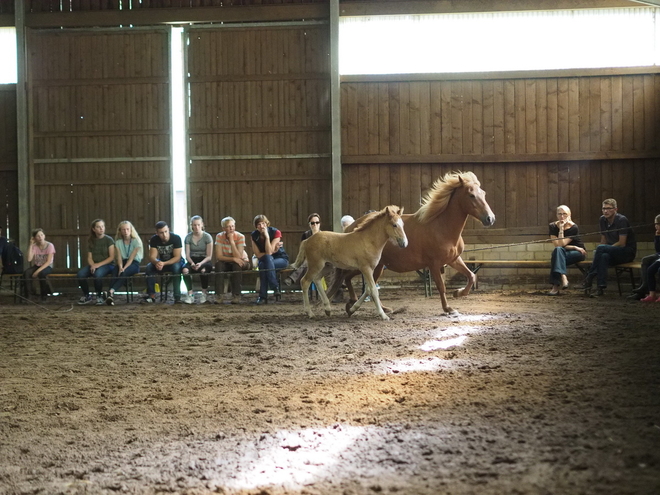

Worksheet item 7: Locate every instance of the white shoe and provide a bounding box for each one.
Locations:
[199,293,207,304]
[182,294,193,304]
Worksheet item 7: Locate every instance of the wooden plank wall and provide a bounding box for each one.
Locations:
[25,0,326,11]
[28,29,170,270]
[187,25,331,259]
[341,75,660,242]
[0,85,18,241]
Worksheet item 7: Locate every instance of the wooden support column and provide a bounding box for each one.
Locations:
[330,0,342,232]
[15,0,29,250]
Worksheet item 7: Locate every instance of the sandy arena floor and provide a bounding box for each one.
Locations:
[0,286,659,495]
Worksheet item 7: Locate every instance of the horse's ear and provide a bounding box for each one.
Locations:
[399,206,404,215]
[458,176,464,186]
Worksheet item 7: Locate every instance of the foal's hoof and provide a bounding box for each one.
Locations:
[345,300,357,315]
[325,310,331,316]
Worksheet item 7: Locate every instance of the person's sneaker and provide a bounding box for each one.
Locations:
[640,294,658,302]
[143,295,156,304]
[106,294,115,306]
[255,296,268,305]
[231,295,242,305]
[284,276,294,287]
[96,293,106,305]
[627,292,643,300]
[590,287,605,298]
[78,295,93,305]
[182,294,193,304]
[198,293,207,304]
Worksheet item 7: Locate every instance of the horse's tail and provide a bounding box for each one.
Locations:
[290,238,308,270]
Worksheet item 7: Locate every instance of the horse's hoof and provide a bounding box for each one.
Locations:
[325,310,331,316]
[380,314,391,321]
[345,301,354,314]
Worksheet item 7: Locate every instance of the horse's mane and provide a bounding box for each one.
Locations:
[414,171,480,223]
[351,208,387,233]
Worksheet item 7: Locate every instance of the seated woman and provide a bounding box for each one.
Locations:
[548,205,586,295]
[215,216,251,304]
[24,228,55,302]
[284,212,322,287]
[639,214,660,302]
[251,214,288,305]
[105,221,143,306]
[77,219,115,305]
[182,215,214,304]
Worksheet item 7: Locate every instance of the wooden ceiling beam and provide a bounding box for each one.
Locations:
[340,0,644,17]
[24,4,329,29]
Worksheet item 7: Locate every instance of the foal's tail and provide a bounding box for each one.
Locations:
[290,238,308,270]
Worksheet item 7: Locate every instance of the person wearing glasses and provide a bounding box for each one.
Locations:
[580,198,636,297]
[547,205,587,295]
[629,214,660,302]
[284,213,322,287]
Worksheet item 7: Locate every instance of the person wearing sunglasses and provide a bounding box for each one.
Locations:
[579,198,637,297]
[284,213,322,287]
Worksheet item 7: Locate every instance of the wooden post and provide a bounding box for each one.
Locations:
[15,0,30,251]
[330,0,342,232]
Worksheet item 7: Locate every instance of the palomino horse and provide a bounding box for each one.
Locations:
[291,205,408,320]
[327,171,495,315]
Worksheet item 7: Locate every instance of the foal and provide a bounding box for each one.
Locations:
[291,205,408,320]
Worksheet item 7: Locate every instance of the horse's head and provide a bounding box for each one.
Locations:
[384,205,408,248]
[458,176,496,227]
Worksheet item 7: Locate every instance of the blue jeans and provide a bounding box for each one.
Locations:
[146,260,183,298]
[549,247,585,285]
[647,259,660,292]
[109,260,140,292]
[586,244,636,288]
[78,263,115,296]
[257,255,288,298]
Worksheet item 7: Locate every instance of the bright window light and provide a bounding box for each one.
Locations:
[340,8,660,75]
[0,27,17,84]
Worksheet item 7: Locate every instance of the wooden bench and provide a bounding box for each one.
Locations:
[465,259,642,296]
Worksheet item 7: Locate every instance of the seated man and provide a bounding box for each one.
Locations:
[581,198,636,297]
[145,221,184,303]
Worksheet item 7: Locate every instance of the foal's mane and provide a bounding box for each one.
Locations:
[352,207,388,233]
[414,171,480,223]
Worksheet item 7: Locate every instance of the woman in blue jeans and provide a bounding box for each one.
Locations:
[105,221,143,306]
[251,214,288,305]
[77,219,116,305]
[548,205,587,295]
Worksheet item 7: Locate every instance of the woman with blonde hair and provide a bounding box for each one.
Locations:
[105,221,143,306]
[548,205,586,295]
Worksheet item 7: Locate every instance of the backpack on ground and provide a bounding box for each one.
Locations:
[2,242,24,274]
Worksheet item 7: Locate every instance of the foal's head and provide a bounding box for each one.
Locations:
[355,205,408,248]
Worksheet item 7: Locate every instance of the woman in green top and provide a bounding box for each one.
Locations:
[77,218,115,305]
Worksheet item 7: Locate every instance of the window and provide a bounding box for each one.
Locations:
[339,8,660,75]
[0,27,17,84]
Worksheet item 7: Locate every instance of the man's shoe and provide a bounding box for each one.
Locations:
[143,295,156,304]
[590,287,605,298]
[106,294,115,306]
[96,292,106,305]
[284,277,294,287]
[78,295,93,305]
[255,296,268,305]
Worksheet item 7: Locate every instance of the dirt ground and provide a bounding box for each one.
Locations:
[1,285,659,495]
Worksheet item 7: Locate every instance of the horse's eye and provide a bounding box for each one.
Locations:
[393,224,398,228]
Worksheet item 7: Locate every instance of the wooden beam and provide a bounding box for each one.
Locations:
[339,0,643,17]
[15,0,29,251]
[342,66,660,84]
[0,14,13,27]
[25,5,328,28]
[342,150,660,164]
[331,0,343,233]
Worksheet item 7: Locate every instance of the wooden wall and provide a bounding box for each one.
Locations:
[28,29,170,269]
[187,24,331,258]
[0,85,18,240]
[341,74,660,241]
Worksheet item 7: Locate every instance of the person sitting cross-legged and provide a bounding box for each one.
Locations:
[214,216,251,304]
